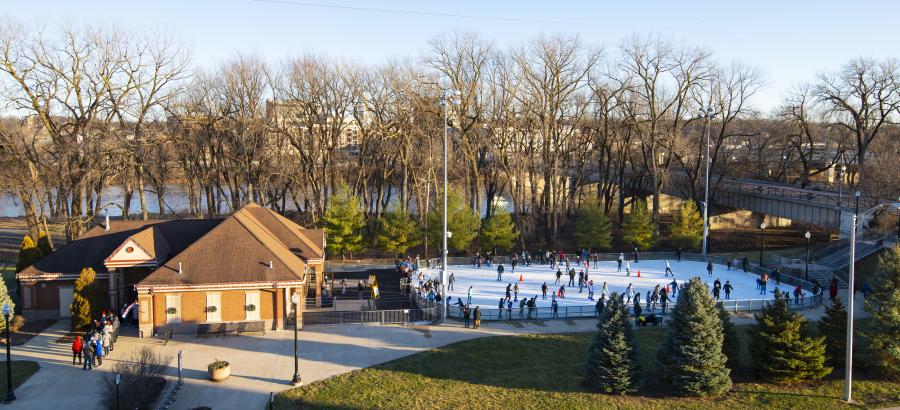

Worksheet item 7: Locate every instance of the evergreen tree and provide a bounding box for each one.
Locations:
[36,230,53,255]
[71,267,97,329]
[425,189,480,253]
[621,199,657,249]
[717,303,741,369]
[658,277,732,396]
[479,205,518,253]
[573,199,612,251]
[819,297,847,369]
[583,292,641,394]
[669,201,704,250]
[749,293,831,383]
[376,206,420,257]
[322,185,367,259]
[0,276,14,331]
[863,246,900,378]
[15,235,42,272]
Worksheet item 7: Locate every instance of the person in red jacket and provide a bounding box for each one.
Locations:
[71,335,83,365]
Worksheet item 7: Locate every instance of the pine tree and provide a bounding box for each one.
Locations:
[15,235,42,272]
[322,185,367,259]
[669,201,703,250]
[658,277,732,396]
[717,303,741,369]
[819,297,847,369]
[0,277,15,331]
[863,246,900,378]
[621,199,657,250]
[376,206,420,257]
[425,189,480,253]
[573,199,612,251]
[71,267,97,329]
[479,205,518,253]
[36,230,53,255]
[583,292,641,394]
[749,294,831,383]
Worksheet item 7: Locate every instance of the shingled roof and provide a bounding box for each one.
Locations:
[138,203,323,287]
[18,219,222,277]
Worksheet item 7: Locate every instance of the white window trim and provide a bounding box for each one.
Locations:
[166,294,182,324]
[206,292,222,323]
[245,291,261,321]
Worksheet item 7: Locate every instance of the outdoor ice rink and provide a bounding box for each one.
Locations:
[425,259,794,308]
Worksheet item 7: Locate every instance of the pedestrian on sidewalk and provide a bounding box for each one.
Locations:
[93,335,104,368]
[463,305,471,328]
[473,307,482,329]
[72,335,83,366]
[82,339,93,370]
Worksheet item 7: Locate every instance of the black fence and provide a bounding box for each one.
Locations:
[302,307,438,326]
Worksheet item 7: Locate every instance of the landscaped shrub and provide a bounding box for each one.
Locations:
[583,292,641,394]
[102,346,171,410]
[863,246,900,378]
[749,292,831,383]
[658,277,731,396]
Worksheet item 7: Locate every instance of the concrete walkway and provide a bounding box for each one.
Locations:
[8,292,869,410]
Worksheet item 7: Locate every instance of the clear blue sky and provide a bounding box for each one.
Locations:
[4,0,900,111]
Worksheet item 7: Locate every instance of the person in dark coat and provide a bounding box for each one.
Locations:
[676,247,682,262]
[541,282,548,300]
[633,247,640,263]
[463,306,471,328]
[723,281,733,299]
[706,260,714,276]
[633,299,642,326]
[473,307,482,329]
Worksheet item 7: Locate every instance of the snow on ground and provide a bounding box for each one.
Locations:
[423,259,794,309]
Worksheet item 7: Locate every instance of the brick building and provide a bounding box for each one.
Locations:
[16,203,325,337]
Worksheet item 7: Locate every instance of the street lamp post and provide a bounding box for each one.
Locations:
[439,89,460,321]
[115,373,121,410]
[758,222,767,267]
[843,200,900,403]
[290,292,301,386]
[699,107,716,256]
[837,165,846,206]
[854,191,860,216]
[3,303,14,403]
[804,231,811,281]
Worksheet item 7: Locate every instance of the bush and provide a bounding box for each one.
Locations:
[819,297,847,369]
[749,293,831,383]
[717,303,741,370]
[102,346,172,410]
[583,292,641,394]
[621,199,657,250]
[669,201,703,250]
[573,199,612,251]
[658,277,731,396]
[208,359,229,371]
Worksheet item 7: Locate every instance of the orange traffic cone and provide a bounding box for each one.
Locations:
[637,269,641,278]
[519,273,524,283]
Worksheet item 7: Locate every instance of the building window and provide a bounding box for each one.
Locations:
[245,291,261,321]
[165,294,181,324]
[206,292,222,322]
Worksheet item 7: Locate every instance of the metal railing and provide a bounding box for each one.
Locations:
[302,306,437,326]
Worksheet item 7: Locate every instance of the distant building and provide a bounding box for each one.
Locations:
[17,203,325,336]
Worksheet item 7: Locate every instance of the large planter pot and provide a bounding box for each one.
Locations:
[208,364,230,382]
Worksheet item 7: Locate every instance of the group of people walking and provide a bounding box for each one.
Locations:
[71,311,120,370]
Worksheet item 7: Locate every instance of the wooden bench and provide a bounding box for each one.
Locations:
[197,323,227,337]
[235,320,266,335]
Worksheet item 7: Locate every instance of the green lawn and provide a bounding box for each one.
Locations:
[276,324,900,410]
[0,361,39,398]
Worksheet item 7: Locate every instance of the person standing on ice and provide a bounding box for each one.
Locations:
[625,260,632,276]
[602,282,609,298]
[568,269,576,287]
[626,283,635,303]
[633,247,640,263]
[513,283,519,301]
[676,247,682,262]
[505,284,512,300]
[551,298,559,318]
[659,288,670,314]
[587,280,595,301]
[665,260,673,276]
[706,260,714,276]
[511,254,518,273]
[541,282,548,300]
[497,263,505,281]
[448,272,455,291]
[498,298,505,311]
[467,286,473,305]
[578,271,585,293]
[617,253,624,272]
[723,280,733,299]
[558,285,566,299]
[507,298,513,319]
[555,269,562,285]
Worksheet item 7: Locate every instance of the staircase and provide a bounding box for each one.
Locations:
[818,240,885,270]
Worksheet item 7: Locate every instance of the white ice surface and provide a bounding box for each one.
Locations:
[426,259,794,308]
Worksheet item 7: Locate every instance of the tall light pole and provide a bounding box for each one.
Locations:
[837,164,846,206]
[758,222,766,267]
[3,303,14,403]
[804,231,811,281]
[699,107,716,256]
[290,292,301,386]
[843,200,900,403]
[440,89,460,321]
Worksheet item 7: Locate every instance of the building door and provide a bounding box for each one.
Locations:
[58,286,74,318]
[245,291,260,321]
[165,294,182,324]
[206,293,221,322]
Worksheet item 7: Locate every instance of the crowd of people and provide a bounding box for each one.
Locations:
[70,310,121,370]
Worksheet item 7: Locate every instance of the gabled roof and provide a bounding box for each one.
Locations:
[104,225,172,268]
[244,204,324,261]
[138,204,318,287]
[18,219,221,278]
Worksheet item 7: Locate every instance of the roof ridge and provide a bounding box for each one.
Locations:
[270,211,323,257]
[231,208,307,278]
